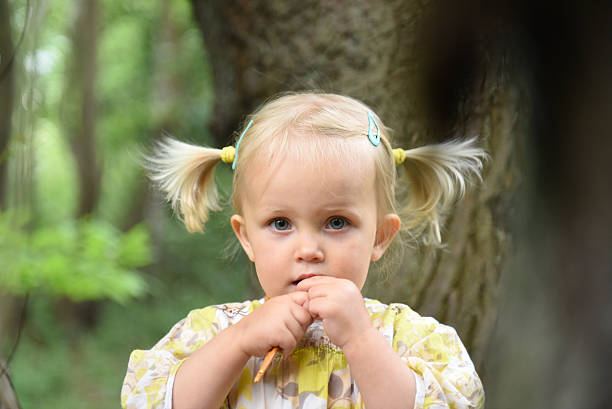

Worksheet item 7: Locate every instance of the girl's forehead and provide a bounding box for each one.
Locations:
[250,131,376,170]
[241,147,378,211]
[232,129,385,212]
[251,147,373,182]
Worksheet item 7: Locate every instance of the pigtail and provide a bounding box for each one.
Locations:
[144,137,225,233]
[398,137,486,244]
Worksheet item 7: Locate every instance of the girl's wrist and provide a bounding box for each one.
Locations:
[341,326,381,360]
[224,322,253,362]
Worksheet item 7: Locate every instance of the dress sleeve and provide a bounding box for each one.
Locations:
[391,304,485,409]
[120,306,221,409]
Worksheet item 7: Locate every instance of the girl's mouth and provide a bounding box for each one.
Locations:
[292,273,317,285]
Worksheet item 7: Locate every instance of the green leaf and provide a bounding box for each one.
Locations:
[0,212,150,302]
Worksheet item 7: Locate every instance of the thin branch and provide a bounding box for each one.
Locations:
[0,293,29,380]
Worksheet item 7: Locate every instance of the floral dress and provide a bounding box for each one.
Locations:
[121,298,484,409]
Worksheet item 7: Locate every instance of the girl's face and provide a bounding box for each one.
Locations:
[231,147,400,297]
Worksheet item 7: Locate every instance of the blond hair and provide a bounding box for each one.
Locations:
[145,92,486,244]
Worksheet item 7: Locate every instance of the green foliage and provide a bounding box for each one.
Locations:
[4,0,247,408]
[10,335,74,409]
[0,212,150,303]
[33,118,78,224]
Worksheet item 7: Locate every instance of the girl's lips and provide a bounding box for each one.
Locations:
[292,273,317,285]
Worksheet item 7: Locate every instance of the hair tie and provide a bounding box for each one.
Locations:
[232,119,253,170]
[393,148,406,165]
[220,146,236,164]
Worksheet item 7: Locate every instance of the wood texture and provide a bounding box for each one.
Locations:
[0,0,14,210]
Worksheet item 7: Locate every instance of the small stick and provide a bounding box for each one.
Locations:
[254,295,278,383]
[253,346,279,383]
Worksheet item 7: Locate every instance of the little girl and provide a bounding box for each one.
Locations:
[121,93,485,409]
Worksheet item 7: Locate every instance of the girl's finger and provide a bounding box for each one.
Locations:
[283,317,303,343]
[305,284,329,300]
[288,290,309,306]
[290,303,314,328]
[302,299,316,318]
[276,328,298,356]
[307,296,331,319]
[295,275,334,291]
[283,311,311,350]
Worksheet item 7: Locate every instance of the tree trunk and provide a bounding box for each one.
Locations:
[0,1,21,407]
[0,366,20,409]
[64,0,101,219]
[191,0,430,146]
[0,0,14,211]
[59,0,101,329]
[122,0,178,232]
[0,293,23,409]
[0,295,20,409]
[483,3,612,407]
[190,0,518,373]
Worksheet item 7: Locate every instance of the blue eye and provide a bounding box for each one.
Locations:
[327,217,348,230]
[271,218,291,231]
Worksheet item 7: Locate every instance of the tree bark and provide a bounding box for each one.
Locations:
[0,1,21,407]
[190,0,518,374]
[59,0,101,329]
[483,3,612,407]
[0,293,23,409]
[64,0,101,219]
[190,0,430,146]
[0,0,14,211]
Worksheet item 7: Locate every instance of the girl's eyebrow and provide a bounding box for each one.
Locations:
[257,205,289,213]
[253,206,293,220]
[256,205,362,220]
[259,202,359,211]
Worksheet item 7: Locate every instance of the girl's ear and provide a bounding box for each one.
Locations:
[371,213,401,261]
[230,214,255,262]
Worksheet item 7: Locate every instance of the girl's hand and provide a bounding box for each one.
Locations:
[234,291,313,358]
[296,276,372,349]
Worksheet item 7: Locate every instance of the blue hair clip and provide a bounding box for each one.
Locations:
[232,119,253,170]
[367,112,381,146]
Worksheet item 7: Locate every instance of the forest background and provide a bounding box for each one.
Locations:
[1,1,611,408]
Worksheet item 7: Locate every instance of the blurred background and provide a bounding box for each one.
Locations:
[1,0,611,408]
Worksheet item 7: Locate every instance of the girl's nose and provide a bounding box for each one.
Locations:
[294,234,324,263]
